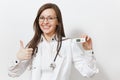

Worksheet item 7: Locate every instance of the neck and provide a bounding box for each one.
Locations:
[43,33,55,42]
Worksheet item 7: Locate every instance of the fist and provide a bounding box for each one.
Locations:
[80,34,93,50]
[16,40,33,60]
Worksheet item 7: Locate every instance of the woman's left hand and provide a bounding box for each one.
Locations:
[80,34,93,50]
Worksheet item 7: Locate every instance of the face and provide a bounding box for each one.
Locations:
[39,8,58,36]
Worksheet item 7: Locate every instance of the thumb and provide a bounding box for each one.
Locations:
[20,40,24,48]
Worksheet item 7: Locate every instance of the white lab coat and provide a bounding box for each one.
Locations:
[8,38,98,80]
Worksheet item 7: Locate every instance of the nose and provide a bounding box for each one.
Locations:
[43,18,49,23]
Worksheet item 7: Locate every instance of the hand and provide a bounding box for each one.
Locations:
[16,40,33,60]
[80,34,93,50]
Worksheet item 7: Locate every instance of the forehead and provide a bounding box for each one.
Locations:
[40,8,56,17]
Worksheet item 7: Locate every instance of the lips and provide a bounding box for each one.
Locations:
[42,26,51,30]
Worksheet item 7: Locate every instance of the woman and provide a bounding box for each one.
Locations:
[8,3,99,80]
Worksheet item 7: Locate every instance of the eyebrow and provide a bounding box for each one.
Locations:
[40,15,56,17]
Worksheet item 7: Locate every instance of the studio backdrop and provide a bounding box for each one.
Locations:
[0,0,120,80]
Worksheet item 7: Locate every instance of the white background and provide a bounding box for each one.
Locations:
[0,0,120,80]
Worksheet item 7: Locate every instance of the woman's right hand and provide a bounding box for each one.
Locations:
[16,40,33,61]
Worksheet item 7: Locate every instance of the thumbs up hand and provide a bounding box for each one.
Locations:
[16,40,33,60]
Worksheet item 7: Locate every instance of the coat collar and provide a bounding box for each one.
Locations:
[40,34,57,42]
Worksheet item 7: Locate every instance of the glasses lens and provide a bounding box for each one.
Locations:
[39,16,57,22]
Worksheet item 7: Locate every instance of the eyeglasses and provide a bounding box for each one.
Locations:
[39,16,57,22]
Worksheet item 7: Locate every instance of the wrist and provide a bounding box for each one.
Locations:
[84,49,94,54]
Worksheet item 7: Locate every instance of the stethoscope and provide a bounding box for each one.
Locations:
[34,42,61,71]
[34,38,85,70]
[49,44,61,70]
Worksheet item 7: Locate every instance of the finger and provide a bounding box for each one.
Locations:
[20,40,24,49]
[25,51,33,56]
[26,48,33,52]
[24,55,31,60]
[86,36,90,41]
[26,48,33,50]
[83,35,90,41]
[25,49,33,55]
[26,55,32,59]
[81,34,88,41]
[26,51,33,55]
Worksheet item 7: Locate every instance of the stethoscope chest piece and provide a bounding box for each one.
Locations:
[50,62,56,70]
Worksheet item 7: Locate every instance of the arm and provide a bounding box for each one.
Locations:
[72,35,99,78]
[8,40,33,77]
[8,58,31,77]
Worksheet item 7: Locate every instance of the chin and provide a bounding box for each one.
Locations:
[43,31,51,34]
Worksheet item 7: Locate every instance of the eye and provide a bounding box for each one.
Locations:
[39,16,44,19]
[48,17,54,20]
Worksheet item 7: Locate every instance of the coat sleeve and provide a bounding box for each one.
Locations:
[8,57,31,77]
[71,42,99,78]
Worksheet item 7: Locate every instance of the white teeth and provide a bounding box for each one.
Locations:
[43,26,48,28]
[44,27,48,28]
[43,26,50,30]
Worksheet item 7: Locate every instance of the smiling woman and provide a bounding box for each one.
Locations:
[39,8,59,41]
[8,3,99,80]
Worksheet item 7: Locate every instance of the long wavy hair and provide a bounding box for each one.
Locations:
[27,3,65,56]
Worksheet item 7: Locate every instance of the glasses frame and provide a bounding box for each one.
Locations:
[39,16,57,22]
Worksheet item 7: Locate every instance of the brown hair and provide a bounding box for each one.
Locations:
[27,3,65,55]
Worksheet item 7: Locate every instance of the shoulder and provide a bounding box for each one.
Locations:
[62,37,75,46]
[62,37,71,42]
[62,37,80,48]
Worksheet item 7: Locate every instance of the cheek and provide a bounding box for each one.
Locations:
[53,21,58,27]
[52,23,58,28]
[52,26,57,30]
[39,23,44,29]
[39,22,42,26]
